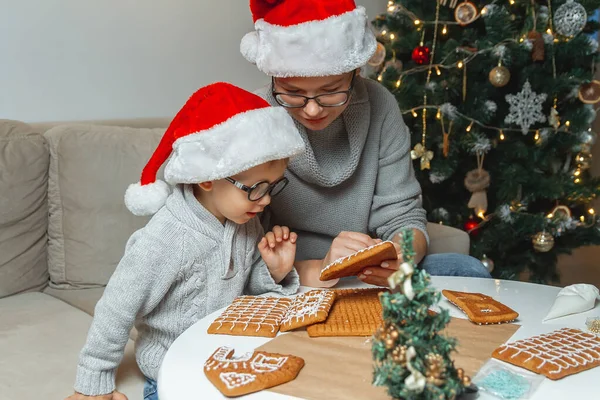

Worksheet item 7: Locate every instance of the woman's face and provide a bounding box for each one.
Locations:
[272,71,356,131]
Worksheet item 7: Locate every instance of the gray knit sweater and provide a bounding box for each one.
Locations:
[74,185,299,395]
[257,77,428,260]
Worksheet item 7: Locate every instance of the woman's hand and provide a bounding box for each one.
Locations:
[358,241,402,287]
[321,231,380,269]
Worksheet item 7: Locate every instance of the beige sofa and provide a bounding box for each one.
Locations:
[0,118,470,400]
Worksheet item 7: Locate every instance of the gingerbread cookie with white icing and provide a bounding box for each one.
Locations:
[492,328,600,380]
[204,346,305,397]
[319,241,398,281]
[207,296,292,337]
[279,289,336,332]
[442,290,519,325]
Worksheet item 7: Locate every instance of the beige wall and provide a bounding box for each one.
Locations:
[0,1,385,123]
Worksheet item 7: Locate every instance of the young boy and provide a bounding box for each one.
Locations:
[65,82,305,400]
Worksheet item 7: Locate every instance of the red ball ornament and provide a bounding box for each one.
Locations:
[412,46,431,65]
[463,218,480,236]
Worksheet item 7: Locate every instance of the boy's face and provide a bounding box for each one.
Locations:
[272,71,355,131]
[202,160,288,225]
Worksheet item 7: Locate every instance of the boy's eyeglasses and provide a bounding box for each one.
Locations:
[224,177,289,201]
[272,72,356,108]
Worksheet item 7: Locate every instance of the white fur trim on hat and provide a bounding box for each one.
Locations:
[124,180,171,216]
[241,31,259,64]
[164,107,304,184]
[241,6,377,77]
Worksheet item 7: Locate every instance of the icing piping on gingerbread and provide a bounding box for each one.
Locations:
[321,241,396,273]
[219,372,257,389]
[211,296,290,333]
[497,328,600,375]
[281,290,334,325]
[251,353,288,373]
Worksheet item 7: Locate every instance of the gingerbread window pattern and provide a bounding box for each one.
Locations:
[210,296,292,333]
[497,328,600,376]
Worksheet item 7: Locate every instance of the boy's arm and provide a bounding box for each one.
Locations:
[74,229,181,396]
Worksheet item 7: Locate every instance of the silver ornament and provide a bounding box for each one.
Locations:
[580,131,597,145]
[554,0,587,37]
[505,81,547,135]
[480,254,494,273]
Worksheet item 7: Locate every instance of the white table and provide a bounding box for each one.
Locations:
[158,277,599,399]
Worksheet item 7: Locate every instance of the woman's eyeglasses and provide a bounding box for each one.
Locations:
[224,177,289,201]
[272,72,356,108]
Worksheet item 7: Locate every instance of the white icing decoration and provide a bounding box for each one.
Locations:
[211,296,291,333]
[498,328,600,376]
[219,372,256,389]
[281,290,335,325]
[251,353,288,373]
[204,346,253,371]
[321,241,396,274]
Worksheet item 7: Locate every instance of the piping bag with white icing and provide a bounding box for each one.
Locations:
[543,283,600,322]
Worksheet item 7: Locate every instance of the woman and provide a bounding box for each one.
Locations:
[241,0,491,287]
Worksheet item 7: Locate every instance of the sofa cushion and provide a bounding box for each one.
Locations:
[0,120,49,298]
[0,292,144,399]
[43,286,138,341]
[426,221,470,255]
[43,286,105,316]
[45,124,164,288]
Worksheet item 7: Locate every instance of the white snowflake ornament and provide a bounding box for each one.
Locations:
[505,81,547,135]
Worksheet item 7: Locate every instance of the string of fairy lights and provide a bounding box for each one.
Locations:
[375,0,598,230]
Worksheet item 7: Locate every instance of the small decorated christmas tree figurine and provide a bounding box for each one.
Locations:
[372,230,472,399]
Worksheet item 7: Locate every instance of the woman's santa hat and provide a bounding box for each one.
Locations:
[124,82,304,216]
[241,0,377,77]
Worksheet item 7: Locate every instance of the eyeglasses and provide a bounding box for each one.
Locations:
[272,72,356,108]
[225,177,289,201]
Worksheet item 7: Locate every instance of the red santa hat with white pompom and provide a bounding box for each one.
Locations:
[241,0,377,77]
[124,82,304,216]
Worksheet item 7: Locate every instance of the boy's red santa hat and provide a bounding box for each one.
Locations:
[124,82,304,216]
[241,0,377,77]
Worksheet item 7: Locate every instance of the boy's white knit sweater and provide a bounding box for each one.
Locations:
[74,184,299,395]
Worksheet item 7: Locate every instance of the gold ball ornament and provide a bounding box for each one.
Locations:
[455,2,478,26]
[425,353,446,386]
[368,42,387,67]
[578,81,600,104]
[392,345,407,365]
[457,368,464,379]
[390,330,399,339]
[385,338,395,349]
[575,152,593,170]
[489,66,511,87]
[462,376,472,386]
[532,231,555,252]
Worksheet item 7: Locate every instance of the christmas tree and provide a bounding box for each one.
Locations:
[373,230,472,399]
[369,0,600,283]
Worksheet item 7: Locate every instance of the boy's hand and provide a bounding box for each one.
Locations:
[65,391,128,400]
[258,225,297,283]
